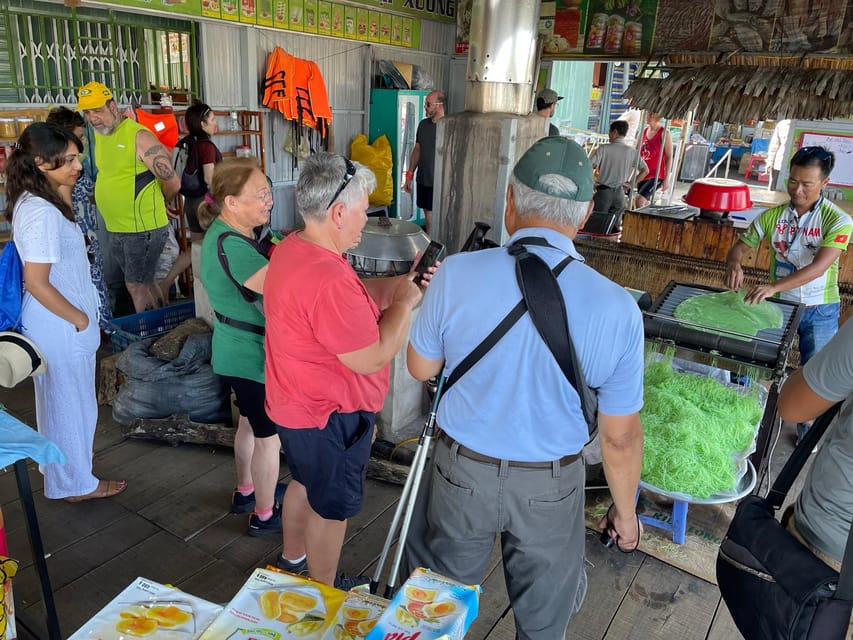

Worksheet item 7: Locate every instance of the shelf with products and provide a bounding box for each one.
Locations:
[0,107,51,143]
[197,109,265,172]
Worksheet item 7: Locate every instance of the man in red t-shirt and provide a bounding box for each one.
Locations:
[264,153,427,589]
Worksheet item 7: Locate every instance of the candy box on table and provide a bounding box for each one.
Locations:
[68,576,222,639]
[365,568,480,640]
[199,568,346,639]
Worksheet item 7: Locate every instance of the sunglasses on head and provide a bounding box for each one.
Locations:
[795,146,832,162]
[327,157,356,209]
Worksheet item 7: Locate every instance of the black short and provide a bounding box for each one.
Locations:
[277,410,374,520]
[416,184,434,212]
[221,375,278,438]
[636,178,663,200]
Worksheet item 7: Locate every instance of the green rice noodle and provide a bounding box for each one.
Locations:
[674,289,783,342]
[641,355,763,499]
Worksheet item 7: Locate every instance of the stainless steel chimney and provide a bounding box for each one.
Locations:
[465,0,541,115]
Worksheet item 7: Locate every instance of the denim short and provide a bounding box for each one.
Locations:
[109,226,169,284]
[636,178,663,200]
[277,410,374,520]
[221,375,278,438]
[798,302,840,364]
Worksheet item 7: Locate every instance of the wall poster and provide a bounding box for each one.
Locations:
[581,0,658,57]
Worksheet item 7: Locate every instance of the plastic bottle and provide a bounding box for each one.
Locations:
[229,110,240,132]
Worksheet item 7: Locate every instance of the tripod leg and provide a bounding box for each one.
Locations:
[370,440,427,594]
[384,435,433,599]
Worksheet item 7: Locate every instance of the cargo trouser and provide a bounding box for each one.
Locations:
[403,436,587,640]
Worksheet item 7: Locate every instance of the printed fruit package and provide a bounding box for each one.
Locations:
[365,568,480,640]
[320,589,388,639]
[68,577,222,639]
[199,568,346,639]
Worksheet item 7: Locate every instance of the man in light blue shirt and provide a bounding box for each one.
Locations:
[404,137,645,640]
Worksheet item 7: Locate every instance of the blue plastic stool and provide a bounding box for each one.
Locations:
[636,461,757,546]
[636,489,689,544]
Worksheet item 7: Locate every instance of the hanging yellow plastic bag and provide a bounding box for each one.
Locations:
[350,133,393,206]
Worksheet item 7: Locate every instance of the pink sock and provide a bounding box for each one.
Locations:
[254,507,273,522]
[237,484,254,496]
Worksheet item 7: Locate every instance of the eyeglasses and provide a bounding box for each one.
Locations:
[425,101,442,107]
[240,189,273,202]
[61,153,83,166]
[326,157,356,209]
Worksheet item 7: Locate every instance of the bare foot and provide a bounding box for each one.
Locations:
[64,479,127,503]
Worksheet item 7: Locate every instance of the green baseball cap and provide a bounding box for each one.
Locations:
[513,137,594,202]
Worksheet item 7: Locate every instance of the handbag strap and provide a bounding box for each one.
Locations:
[764,402,853,599]
[766,402,841,508]
[216,231,263,306]
[443,236,596,436]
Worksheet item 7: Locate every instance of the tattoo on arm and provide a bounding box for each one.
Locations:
[143,144,166,159]
[152,155,176,180]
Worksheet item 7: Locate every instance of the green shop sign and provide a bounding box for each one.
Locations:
[349,0,455,23]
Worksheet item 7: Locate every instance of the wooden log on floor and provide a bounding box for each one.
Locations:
[124,415,414,484]
[124,414,236,447]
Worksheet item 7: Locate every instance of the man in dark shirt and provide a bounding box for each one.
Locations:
[535,88,563,137]
[403,90,445,235]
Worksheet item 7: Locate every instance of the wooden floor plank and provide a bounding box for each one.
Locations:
[24,530,217,636]
[569,530,646,640]
[603,556,718,640]
[138,460,239,541]
[706,597,742,640]
[175,557,253,607]
[11,513,159,609]
[97,441,231,512]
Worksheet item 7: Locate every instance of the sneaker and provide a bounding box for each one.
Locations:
[231,481,287,514]
[275,554,309,576]
[334,573,370,591]
[248,503,282,537]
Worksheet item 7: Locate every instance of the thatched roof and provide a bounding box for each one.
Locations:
[624,65,853,122]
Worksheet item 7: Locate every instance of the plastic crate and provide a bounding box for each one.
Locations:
[108,301,196,352]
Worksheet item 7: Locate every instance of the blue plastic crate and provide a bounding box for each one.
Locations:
[108,301,196,352]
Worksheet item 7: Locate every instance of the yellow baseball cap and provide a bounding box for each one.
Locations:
[75,81,113,111]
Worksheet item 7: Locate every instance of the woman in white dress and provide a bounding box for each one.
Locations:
[8,122,126,501]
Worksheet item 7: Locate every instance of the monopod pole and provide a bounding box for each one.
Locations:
[370,375,446,596]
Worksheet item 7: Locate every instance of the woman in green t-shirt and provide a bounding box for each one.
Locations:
[198,158,283,537]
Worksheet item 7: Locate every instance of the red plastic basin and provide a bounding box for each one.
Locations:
[682,178,753,212]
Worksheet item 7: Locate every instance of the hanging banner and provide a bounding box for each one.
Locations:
[108,0,202,16]
[346,0,455,24]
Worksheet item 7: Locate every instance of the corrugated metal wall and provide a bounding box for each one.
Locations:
[199,20,454,228]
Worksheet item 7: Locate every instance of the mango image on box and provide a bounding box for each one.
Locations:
[199,568,346,639]
[366,568,480,640]
[68,577,222,639]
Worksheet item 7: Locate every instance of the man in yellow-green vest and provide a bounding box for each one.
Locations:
[76,81,180,312]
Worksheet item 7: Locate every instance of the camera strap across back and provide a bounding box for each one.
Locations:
[443,236,597,438]
[215,231,266,336]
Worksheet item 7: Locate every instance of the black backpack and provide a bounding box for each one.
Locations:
[173,135,205,198]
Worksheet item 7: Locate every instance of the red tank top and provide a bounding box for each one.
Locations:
[641,126,666,180]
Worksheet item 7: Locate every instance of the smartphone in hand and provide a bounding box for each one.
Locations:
[413,240,446,286]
